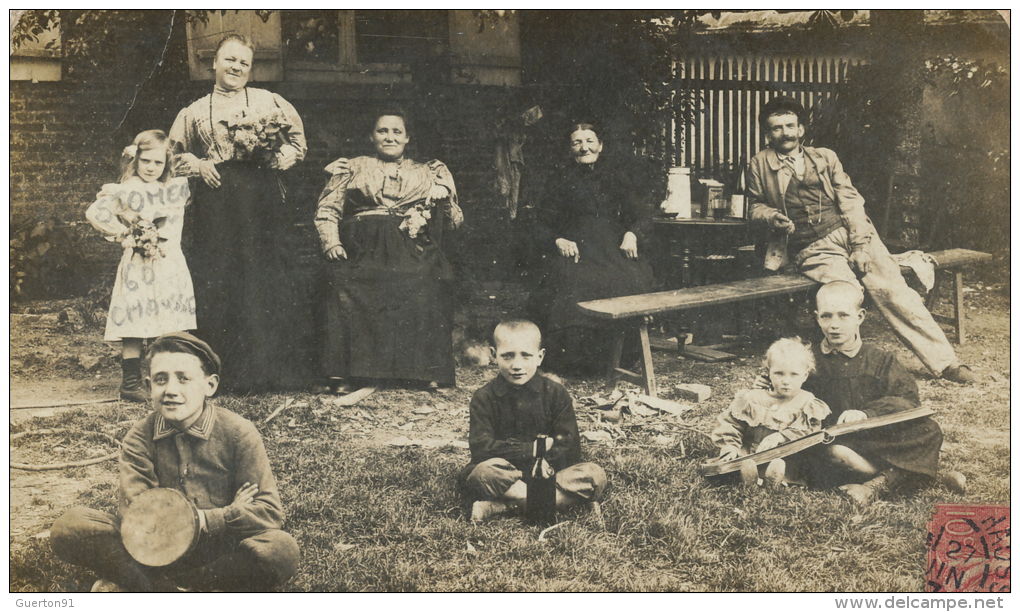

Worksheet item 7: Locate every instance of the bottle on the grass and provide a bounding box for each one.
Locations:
[525,434,557,526]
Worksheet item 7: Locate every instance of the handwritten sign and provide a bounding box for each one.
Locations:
[925,503,1010,592]
[109,291,195,328]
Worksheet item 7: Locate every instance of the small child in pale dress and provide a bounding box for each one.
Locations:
[711,337,830,487]
[85,130,195,401]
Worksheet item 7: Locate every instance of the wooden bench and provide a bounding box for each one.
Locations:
[577,248,993,397]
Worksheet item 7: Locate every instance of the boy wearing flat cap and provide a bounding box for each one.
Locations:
[50,332,299,592]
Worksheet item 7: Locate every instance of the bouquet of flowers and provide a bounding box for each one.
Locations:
[114,200,168,259]
[122,217,168,259]
[399,203,432,239]
[221,108,292,164]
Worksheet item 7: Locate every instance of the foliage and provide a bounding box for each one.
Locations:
[9,9,61,51]
[920,57,1009,250]
[10,220,97,299]
[10,9,271,75]
[924,55,1010,93]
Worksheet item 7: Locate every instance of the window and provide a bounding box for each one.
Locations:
[282,10,339,64]
[281,9,447,69]
[354,11,448,65]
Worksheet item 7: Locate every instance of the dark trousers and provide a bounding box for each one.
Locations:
[51,507,299,592]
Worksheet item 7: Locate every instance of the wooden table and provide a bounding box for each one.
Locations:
[652,216,749,288]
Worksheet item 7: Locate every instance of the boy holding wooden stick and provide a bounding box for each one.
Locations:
[798,281,966,505]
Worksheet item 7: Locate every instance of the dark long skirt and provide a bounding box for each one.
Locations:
[185,161,298,392]
[528,216,654,374]
[322,214,455,386]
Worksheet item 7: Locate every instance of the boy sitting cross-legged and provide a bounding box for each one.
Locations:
[50,332,299,591]
[462,320,607,522]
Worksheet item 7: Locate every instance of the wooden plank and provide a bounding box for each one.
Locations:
[579,249,993,321]
[637,321,657,397]
[925,275,943,311]
[927,248,993,268]
[649,337,680,352]
[953,270,966,344]
[634,394,691,418]
[682,345,737,362]
[706,59,715,173]
[613,368,643,386]
[578,274,816,320]
[606,329,626,390]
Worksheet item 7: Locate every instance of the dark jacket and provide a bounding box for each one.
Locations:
[467,373,582,472]
[747,146,874,270]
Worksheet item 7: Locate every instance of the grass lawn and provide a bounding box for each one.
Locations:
[9,269,1011,592]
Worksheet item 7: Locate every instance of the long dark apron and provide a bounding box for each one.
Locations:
[185,161,295,392]
[322,213,455,386]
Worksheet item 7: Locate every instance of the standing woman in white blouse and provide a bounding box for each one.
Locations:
[170,34,307,392]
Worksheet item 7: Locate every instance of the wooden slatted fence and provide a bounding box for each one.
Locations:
[669,55,864,175]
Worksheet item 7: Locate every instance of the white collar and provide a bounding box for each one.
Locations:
[820,334,863,357]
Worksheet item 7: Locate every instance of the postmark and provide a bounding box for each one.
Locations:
[925,503,1010,592]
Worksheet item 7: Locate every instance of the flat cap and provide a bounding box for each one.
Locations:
[151,331,222,375]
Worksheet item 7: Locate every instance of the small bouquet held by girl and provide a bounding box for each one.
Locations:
[85,130,197,402]
[117,207,168,260]
[710,337,830,488]
[221,107,293,167]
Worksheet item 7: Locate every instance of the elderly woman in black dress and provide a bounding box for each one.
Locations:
[315,111,463,390]
[529,122,655,373]
[169,34,306,391]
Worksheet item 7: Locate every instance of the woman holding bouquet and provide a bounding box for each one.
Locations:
[169,34,306,391]
[314,110,463,390]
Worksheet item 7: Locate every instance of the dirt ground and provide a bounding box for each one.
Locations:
[8,267,1011,565]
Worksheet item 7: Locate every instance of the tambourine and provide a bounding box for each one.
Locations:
[121,487,201,567]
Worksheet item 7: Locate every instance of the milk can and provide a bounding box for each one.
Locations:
[660,167,692,218]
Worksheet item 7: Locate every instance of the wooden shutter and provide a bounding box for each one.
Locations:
[186,10,283,81]
[447,10,521,86]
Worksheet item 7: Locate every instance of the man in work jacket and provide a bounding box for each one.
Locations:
[746,95,975,384]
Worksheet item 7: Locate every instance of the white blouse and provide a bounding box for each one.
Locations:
[169,86,307,176]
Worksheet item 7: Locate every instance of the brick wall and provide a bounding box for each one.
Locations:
[11,72,533,300]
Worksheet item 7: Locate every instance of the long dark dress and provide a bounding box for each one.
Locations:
[528,159,654,373]
[187,162,296,390]
[314,156,463,386]
[803,344,943,485]
[170,87,307,392]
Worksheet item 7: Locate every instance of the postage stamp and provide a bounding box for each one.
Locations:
[925,503,1010,592]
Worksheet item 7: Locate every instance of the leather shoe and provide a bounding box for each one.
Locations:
[942,364,977,384]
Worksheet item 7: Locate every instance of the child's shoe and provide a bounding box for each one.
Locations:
[91,578,128,592]
[764,459,787,489]
[839,467,905,505]
[120,358,147,403]
[939,470,967,495]
[839,483,879,506]
[738,459,759,487]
